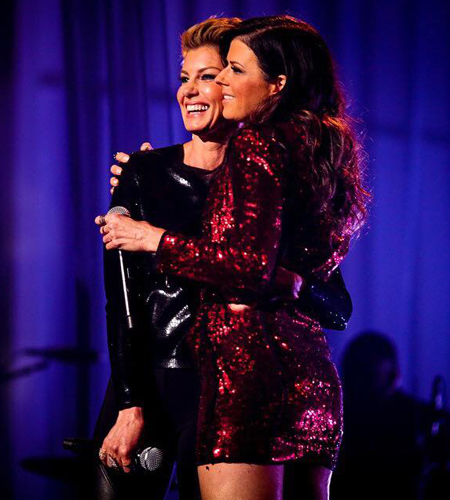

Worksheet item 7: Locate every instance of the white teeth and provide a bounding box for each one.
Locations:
[223,95,234,100]
[186,104,209,113]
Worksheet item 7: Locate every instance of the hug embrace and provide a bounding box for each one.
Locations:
[94,15,369,500]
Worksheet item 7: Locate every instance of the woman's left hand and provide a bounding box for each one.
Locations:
[95,213,165,252]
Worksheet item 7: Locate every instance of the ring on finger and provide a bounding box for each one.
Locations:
[107,454,120,469]
[99,449,107,461]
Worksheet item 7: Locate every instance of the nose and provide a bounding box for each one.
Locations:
[183,80,199,97]
[215,67,229,87]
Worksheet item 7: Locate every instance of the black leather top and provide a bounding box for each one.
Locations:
[103,145,352,409]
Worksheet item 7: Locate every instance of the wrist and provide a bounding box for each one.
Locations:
[146,225,165,252]
[118,406,144,421]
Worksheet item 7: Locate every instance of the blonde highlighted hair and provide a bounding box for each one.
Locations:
[181,16,241,56]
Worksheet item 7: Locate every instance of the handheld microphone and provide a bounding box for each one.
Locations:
[63,438,163,472]
[107,206,134,329]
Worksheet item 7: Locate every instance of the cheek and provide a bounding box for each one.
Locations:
[203,85,224,114]
[242,81,271,109]
[176,87,184,108]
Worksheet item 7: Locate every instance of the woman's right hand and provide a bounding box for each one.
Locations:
[110,142,152,193]
[270,266,304,300]
[99,406,145,473]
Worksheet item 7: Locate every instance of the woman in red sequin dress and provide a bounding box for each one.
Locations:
[99,16,369,499]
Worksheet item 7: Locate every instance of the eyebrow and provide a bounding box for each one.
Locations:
[180,66,222,75]
[228,60,244,67]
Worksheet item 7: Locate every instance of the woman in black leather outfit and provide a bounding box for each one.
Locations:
[94,17,352,500]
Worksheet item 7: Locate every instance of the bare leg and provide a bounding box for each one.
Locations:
[198,463,284,500]
[283,463,332,500]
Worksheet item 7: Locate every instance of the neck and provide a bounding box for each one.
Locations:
[183,132,230,171]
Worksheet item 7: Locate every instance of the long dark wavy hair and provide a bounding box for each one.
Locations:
[222,16,370,250]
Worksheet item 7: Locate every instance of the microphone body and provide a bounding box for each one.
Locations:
[107,206,134,330]
[63,438,163,472]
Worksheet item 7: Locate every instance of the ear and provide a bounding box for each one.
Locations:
[269,74,287,95]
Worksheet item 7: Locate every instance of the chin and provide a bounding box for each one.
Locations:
[222,108,234,120]
[186,124,212,135]
[184,119,205,132]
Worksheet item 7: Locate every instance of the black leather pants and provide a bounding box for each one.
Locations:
[93,368,201,499]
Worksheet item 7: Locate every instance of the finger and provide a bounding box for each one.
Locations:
[105,240,120,250]
[122,463,132,474]
[110,164,123,176]
[106,238,127,250]
[100,449,117,469]
[115,152,130,163]
[110,177,119,187]
[103,233,113,245]
[95,215,107,226]
[140,142,152,151]
[102,213,117,225]
[98,448,108,467]
[118,448,133,473]
[105,213,127,226]
[106,454,120,470]
[110,187,115,195]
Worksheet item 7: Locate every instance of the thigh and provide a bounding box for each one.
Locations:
[283,463,332,500]
[198,463,284,500]
[93,461,175,500]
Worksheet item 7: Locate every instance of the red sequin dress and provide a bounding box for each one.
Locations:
[156,124,347,470]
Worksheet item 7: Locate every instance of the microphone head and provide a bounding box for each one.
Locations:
[107,206,130,217]
[138,447,163,472]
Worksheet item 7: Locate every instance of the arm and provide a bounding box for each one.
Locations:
[103,158,147,410]
[155,126,351,327]
[266,265,352,330]
[100,157,148,472]
[156,127,285,296]
[106,138,352,329]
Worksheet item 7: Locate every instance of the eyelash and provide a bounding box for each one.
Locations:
[229,64,242,74]
[179,73,217,83]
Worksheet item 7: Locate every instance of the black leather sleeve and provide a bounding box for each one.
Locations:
[103,155,148,410]
[296,267,352,330]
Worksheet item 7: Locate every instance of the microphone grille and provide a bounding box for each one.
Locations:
[139,447,163,472]
[107,205,130,217]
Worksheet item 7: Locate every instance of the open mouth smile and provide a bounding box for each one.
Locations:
[186,104,210,115]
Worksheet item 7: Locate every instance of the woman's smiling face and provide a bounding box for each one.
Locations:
[177,46,227,135]
[215,39,283,121]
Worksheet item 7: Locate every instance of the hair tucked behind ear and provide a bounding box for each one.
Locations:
[225,16,370,249]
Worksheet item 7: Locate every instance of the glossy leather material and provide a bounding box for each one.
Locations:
[103,145,352,409]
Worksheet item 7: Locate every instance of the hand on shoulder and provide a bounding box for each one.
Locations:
[110,142,153,193]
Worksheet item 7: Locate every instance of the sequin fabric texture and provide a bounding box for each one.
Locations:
[157,124,346,469]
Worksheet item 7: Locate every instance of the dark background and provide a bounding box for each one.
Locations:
[0,0,449,498]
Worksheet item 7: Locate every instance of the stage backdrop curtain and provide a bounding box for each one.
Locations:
[0,0,448,498]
